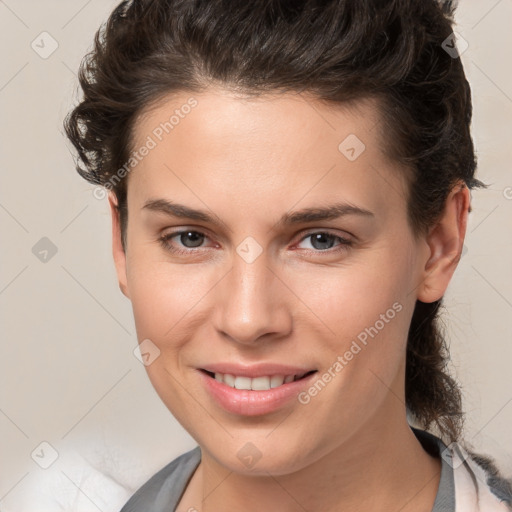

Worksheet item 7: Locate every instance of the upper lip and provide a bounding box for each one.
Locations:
[199,363,317,378]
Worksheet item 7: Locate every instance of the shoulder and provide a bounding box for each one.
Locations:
[445,440,512,511]
[119,446,201,512]
[412,427,512,511]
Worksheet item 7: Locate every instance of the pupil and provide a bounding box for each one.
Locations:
[311,233,334,250]
[181,231,203,248]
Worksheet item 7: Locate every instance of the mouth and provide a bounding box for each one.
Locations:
[197,363,320,415]
[199,369,318,391]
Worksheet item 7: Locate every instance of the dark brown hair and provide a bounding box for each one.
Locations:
[64,0,483,444]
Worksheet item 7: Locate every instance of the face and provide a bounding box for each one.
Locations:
[111,88,435,475]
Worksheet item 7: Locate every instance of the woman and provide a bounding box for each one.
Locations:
[64,0,512,510]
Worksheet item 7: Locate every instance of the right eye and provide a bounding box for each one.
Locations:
[159,230,214,254]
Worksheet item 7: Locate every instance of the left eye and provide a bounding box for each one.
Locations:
[296,232,351,251]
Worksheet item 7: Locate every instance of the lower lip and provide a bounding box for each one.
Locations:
[198,370,317,416]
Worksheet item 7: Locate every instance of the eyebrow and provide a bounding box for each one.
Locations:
[142,198,374,229]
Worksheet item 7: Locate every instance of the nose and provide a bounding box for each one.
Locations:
[213,251,293,346]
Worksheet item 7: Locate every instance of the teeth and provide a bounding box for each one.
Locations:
[234,376,252,390]
[270,375,285,388]
[211,372,304,390]
[223,374,236,387]
[251,376,270,390]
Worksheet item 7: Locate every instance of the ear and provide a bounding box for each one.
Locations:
[108,191,130,299]
[417,181,470,303]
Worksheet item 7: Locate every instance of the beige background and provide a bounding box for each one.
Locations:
[0,1,511,510]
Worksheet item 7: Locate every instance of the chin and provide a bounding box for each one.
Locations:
[202,437,316,477]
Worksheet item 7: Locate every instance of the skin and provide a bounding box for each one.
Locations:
[109,87,469,512]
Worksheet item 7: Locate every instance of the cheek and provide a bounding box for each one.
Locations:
[289,242,417,381]
[125,246,205,342]
[293,249,414,334]
[125,256,210,424]
[132,273,207,337]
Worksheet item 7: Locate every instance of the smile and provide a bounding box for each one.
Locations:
[202,370,316,391]
[198,367,319,416]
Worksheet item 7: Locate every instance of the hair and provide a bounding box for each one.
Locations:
[64,0,482,444]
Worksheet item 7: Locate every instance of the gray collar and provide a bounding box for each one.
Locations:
[412,427,455,511]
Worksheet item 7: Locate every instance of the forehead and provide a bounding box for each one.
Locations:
[133,88,382,156]
[127,88,409,219]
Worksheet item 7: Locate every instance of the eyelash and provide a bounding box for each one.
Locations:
[158,229,353,256]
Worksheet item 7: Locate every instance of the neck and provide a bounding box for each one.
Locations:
[180,400,442,512]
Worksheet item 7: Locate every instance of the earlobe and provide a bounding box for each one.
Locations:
[417,182,470,303]
[108,191,130,299]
